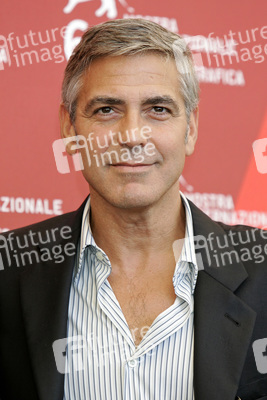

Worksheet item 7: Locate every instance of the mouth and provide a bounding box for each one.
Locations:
[110,163,154,171]
[112,163,152,167]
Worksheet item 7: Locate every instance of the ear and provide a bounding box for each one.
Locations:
[185,106,199,156]
[59,103,77,155]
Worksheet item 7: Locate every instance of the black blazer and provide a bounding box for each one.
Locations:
[0,198,267,400]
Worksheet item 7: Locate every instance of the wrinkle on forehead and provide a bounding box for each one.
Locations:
[79,54,181,106]
[83,54,177,86]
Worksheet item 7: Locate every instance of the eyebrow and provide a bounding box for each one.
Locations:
[84,97,125,114]
[141,96,180,114]
[83,95,180,115]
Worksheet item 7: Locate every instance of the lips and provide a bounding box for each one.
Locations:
[110,163,155,172]
[112,163,152,167]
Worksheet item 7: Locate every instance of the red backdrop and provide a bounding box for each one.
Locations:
[1,0,267,232]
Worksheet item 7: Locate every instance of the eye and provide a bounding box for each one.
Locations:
[152,106,169,113]
[95,106,114,114]
[148,106,172,120]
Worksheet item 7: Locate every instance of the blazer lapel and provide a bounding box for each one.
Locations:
[189,201,257,400]
[19,199,86,400]
[194,271,256,400]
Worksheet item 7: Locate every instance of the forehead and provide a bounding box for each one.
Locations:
[78,54,181,101]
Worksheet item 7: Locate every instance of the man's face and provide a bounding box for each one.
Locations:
[60,53,198,209]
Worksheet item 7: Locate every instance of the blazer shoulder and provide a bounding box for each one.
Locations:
[187,197,267,244]
[216,220,267,246]
[0,199,87,274]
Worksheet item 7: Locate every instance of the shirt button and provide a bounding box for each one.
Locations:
[128,359,137,368]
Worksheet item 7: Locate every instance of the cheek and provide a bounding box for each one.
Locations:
[153,136,186,160]
[150,121,188,152]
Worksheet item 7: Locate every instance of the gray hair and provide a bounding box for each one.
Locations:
[62,18,199,122]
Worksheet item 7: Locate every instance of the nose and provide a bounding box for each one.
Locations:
[116,111,149,148]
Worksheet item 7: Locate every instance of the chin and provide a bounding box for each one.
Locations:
[107,190,161,210]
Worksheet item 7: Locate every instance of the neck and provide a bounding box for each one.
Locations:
[89,188,186,272]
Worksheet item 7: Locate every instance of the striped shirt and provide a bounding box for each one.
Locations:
[63,192,198,399]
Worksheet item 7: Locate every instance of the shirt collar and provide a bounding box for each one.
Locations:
[79,196,95,250]
[172,192,198,299]
[179,191,197,267]
[74,196,109,282]
[75,193,198,291]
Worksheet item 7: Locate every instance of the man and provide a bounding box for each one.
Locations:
[0,19,267,400]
